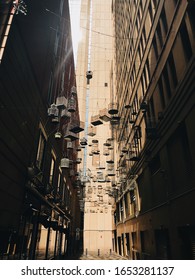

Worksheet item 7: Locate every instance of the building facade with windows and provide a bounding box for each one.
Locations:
[112,0,195,259]
[0,0,82,259]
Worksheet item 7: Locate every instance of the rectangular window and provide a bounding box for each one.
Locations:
[36,126,47,170]
[49,152,56,186]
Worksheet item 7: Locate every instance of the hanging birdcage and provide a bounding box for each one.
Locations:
[55,131,62,139]
[86,70,93,79]
[91,141,100,154]
[69,121,85,133]
[99,108,111,122]
[48,103,59,117]
[71,86,77,95]
[108,102,118,115]
[60,158,69,169]
[76,145,82,151]
[60,108,71,119]
[103,147,109,156]
[99,162,106,169]
[91,115,103,126]
[68,94,76,112]
[122,146,128,153]
[56,96,68,109]
[87,125,96,136]
[106,157,114,164]
[107,170,115,177]
[67,141,73,149]
[110,114,120,125]
[80,137,87,146]
[76,158,82,164]
[64,129,79,141]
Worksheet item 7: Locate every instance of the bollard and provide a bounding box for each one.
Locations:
[110,249,112,255]
[86,248,88,256]
[98,249,100,256]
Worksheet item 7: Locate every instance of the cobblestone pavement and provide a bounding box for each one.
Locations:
[79,252,129,260]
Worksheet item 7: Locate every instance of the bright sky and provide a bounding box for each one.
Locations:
[69,0,82,64]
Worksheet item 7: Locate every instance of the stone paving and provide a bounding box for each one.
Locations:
[79,252,129,260]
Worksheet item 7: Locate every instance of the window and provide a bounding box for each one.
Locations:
[36,127,47,170]
[49,152,56,186]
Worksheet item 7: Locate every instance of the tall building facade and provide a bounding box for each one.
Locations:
[112,0,195,259]
[0,0,82,259]
[76,0,116,255]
